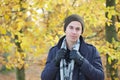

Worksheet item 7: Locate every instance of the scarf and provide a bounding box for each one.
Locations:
[60,37,80,80]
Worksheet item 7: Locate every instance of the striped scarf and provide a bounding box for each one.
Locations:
[60,37,80,80]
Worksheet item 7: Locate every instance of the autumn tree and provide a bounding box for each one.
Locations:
[105,0,120,80]
[0,0,48,80]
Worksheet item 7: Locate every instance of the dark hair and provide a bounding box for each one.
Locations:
[64,14,84,33]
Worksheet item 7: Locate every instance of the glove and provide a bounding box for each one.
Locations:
[54,48,67,67]
[70,50,84,66]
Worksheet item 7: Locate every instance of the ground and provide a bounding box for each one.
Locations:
[0,54,120,80]
[0,63,44,80]
[0,54,46,80]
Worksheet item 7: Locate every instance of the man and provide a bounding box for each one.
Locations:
[41,14,104,80]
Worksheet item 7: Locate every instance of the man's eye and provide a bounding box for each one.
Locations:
[76,28,80,31]
[69,26,73,29]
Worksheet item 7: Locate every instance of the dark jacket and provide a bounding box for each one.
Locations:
[41,36,104,80]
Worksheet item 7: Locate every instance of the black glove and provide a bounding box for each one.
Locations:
[70,50,84,66]
[54,48,67,67]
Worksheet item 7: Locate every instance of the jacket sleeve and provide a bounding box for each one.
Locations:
[41,47,59,80]
[80,46,104,80]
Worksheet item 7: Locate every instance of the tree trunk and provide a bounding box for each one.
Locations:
[105,0,118,80]
[16,67,25,80]
[15,35,25,80]
[15,0,26,80]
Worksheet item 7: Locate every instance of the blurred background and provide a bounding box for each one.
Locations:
[0,0,120,80]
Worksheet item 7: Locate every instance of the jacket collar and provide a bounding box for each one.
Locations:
[56,35,89,57]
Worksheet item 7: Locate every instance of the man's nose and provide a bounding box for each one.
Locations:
[72,29,77,34]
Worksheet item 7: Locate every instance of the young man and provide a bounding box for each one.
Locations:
[41,14,104,80]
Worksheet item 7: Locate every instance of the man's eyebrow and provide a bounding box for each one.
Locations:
[69,25,73,27]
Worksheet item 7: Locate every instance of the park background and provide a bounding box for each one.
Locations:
[0,0,120,80]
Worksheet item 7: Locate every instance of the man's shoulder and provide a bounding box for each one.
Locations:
[86,43,100,55]
[49,45,59,52]
[86,43,96,49]
[85,43,98,53]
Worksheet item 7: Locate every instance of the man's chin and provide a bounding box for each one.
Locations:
[71,39,77,43]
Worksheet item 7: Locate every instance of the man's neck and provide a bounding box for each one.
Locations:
[66,40,76,50]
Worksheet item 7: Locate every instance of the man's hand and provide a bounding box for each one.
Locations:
[70,50,84,66]
[54,48,67,67]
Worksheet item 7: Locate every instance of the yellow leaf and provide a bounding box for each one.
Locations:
[17,20,25,31]
[17,64,23,69]
[24,63,29,69]
[13,5,20,11]
[115,22,120,28]
[21,37,30,50]
[6,63,12,69]
[22,3,28,9]
[108,56,111,64]
[7,56,11,61]
[4,15,10,20]
[21,53,26,59]
[0,27,6,34]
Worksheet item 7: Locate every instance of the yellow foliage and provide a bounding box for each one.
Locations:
[0,57,6,65]
[0,0,120,72]
[4,14,10,20]
[17,21,25,31]
[22,2,29,9]
[6,63,12,69]
[0,26,6,34]
[5,51,27,69]
[24,63,29,69]
[21,37,31,50]
[115,22,120,28]
[13,5,20,11]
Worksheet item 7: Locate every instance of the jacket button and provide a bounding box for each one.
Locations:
[79,72,82,75]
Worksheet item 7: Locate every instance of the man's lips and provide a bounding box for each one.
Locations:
[71,36,77,39]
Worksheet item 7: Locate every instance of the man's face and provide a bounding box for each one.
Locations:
[65,21,82,43]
